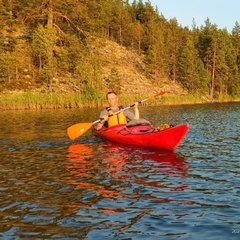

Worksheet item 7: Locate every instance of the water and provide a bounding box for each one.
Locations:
[0,103,240,239]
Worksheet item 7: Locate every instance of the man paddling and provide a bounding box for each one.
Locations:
[95,91,139,130]
[67,91,166,140]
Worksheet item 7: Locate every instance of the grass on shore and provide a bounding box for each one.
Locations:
[0,92,105,110]
[0,91,240,110]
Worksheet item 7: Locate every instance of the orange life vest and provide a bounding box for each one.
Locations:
[107,106,127,127]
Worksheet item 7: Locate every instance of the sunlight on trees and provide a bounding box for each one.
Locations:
[0,0,239,99]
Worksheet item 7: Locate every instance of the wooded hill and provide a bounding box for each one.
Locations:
[1,0,240,100]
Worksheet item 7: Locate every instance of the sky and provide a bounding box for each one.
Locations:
[143,0,240,32]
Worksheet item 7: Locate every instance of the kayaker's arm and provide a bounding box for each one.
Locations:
[133,102,139,120]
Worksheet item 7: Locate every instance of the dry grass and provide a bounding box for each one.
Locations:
[1,92,240,110]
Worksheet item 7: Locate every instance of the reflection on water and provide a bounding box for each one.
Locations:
[0,103,240,239]
[62,141,192,236]
[66,142,189,201]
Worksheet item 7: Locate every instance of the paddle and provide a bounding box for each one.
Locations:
[67,91,166,140]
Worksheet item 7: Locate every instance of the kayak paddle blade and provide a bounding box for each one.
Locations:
[67,123,93,140]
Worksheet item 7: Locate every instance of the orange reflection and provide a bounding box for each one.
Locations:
[65,142,189,197]
[63,142,191,218]
[66,143,124,199]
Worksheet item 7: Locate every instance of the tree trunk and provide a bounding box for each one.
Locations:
[15,65,18,81]
[210,41,217,98]
[47,0,53,27]
[47,0,54,92]
[119,25,122,45]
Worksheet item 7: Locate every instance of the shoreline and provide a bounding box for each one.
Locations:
[0,91,240,111]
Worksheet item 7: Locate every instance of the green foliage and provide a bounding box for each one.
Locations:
[31,24,58,82]
[76,52,103,101]
[0,0,240,102]
[177,34,208,94]
[107,67,121,94]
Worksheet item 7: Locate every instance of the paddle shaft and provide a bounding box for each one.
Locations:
[67,91,166,140]
[93,91,166,125]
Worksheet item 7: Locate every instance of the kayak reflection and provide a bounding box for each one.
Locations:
[65,142,189,198]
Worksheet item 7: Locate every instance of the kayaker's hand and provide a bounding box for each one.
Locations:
[95,115,108,130]
[101,115,108,122]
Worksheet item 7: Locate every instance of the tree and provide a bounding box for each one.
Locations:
[0,0,240,98]
[137,1,168,78]
[108,67,121,93]
[177,33,208,94]
[215,29,239,96]
[31,24,57,87]
[231,21,240,94]
[76,52,103,100]
[166,18,181,82]
[198,19,218,98]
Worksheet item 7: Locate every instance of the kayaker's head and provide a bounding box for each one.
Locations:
[106,91,118,109]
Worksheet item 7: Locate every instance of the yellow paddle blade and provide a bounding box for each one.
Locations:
[67,122,93,140]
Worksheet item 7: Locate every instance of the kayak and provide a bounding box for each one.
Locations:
[93,123,189,150]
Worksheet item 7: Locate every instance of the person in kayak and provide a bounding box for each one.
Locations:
[94,91,139,130]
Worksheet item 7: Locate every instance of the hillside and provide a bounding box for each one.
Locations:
[91,37,186,96]
[1,0,240,101]
[0,36,186,97]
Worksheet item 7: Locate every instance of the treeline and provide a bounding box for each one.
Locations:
[1,0,240,99]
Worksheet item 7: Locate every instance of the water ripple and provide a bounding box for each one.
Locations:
[0,104,240,239]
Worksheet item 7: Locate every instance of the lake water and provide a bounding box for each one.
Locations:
[0,103,240,239]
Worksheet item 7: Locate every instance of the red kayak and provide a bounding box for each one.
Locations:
[93,123,189,150]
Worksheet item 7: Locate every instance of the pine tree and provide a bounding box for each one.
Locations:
[198,19,218,98]
[216,29,239,96]
[177,33,208,94]
[166,18,181,82]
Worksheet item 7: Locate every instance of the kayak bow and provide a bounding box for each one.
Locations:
[93,123,189,150]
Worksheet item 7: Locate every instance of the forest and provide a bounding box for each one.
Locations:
[1,0,240,102]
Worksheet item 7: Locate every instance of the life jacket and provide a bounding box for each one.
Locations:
[106,106,127,127]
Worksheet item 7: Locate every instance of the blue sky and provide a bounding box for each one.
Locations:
[143,0,240,32]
